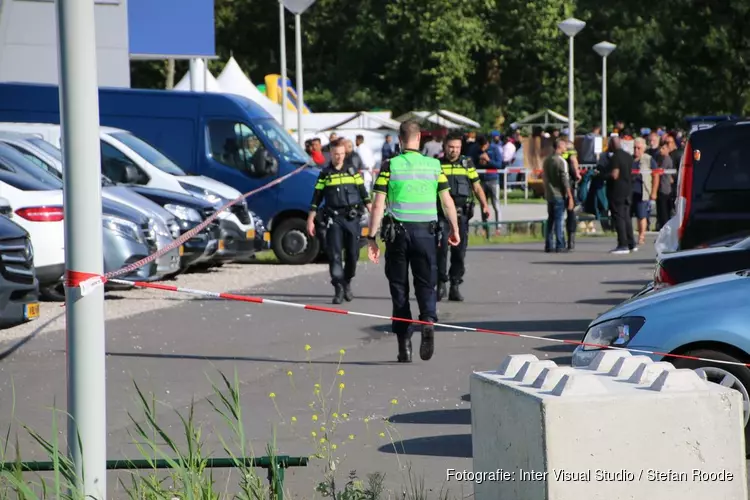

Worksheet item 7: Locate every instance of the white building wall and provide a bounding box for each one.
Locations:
[0,0,130,87]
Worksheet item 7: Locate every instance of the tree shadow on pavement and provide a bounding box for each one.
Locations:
[576,297,627,306]
[607,288,642,295]
[378,434,472,458]
[388,409,470,426]
[96,351,404,366]
[602,279,650,286]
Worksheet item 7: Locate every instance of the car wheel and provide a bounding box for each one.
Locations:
[40,284,65,302]
[671,349,750,454]
[271,218,320,265]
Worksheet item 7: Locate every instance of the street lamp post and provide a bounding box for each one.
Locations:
[56,0,107,497]
[593,41,616,138]
[557,18,586,140]
[283,0,316,147]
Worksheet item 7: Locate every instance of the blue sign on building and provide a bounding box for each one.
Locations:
[128,0,216,58]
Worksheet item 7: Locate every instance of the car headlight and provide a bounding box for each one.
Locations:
[103,215,144,243]
[167,219,181,239]
[581,317,646,351]
[164,204,202,223]
[179,181,225,208]
[149,217,170,238]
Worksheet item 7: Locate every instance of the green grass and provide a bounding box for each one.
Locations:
[503,189,546,204]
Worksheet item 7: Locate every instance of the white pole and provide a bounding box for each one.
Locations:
[295,12,304,147]
[568,35,575,140]
[279,1,288,129]
[601,55,607,136]
[203,58,208,92]
[56,0,107,497]
[189,58,199,91]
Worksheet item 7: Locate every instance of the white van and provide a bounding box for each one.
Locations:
[0,122,259,262]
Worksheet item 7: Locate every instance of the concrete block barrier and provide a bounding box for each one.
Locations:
[468,352,748,500]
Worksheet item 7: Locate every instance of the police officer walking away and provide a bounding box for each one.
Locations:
[366,120,460,363]
[561,135,580,251]
[307,139,372,304]
[437,132,490,302]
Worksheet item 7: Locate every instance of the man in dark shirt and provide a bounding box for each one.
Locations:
[607,136,637,254]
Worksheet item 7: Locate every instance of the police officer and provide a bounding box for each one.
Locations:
[307,139,372,304]
[437,132,491,302]
[561,135,580,251]
[366,120,460,363]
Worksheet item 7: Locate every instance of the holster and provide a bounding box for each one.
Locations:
[381,215,399,243]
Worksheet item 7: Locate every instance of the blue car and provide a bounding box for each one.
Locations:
[572,270,750,450]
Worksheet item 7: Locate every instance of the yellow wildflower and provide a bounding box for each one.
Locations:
[304,344,311,351]
[332,412,339,419]
[338,369,345,376]
[291,416,297,422]
[339,349,346,355]
[311,431,317,437]
[331,444,338,450]
[364,418,370,424]
[379,432,385,438]
[320,437,326,443]
[312,414,318,421]
[348,434,355,440]
[314,383,321,389]
[287,370,293,377]
[339,383,345,390]
[268,392,276,399]
[320,426,326,432]
[391,399,398,405]
[342,413,349,419]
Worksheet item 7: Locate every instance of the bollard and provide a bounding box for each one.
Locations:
[469,353,748,500]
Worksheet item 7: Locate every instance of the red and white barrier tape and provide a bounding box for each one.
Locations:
[103,277,750,369]
[372,167,679,175]
[64,163,311,290]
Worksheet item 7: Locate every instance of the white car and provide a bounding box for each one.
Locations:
[0,122,259,261]
[0,132,182,278]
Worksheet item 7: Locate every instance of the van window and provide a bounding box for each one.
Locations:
[254,119,311,164]
[705,142,750,191]
[110,131,186,176]
[207,121,264,175]
[101,141,149,185]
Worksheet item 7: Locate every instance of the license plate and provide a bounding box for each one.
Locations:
[218,240,226,251]
[24,302,39,320]
[246,229,255,239]
[263,232,271,242]
[179,245,184,256]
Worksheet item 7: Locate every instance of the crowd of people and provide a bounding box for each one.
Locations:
[545,124,687,254]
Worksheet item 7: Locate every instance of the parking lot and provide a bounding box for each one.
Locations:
[0,236,662,496]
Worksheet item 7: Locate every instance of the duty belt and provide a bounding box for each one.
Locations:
[322,205,363,220]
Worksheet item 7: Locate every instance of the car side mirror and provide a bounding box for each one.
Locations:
[247,148,278,178]
[123,164,141,184]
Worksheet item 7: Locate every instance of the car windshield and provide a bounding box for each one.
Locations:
[253,119,312,165]
[28,138,64,163]
[0,143,63,189]
[110,132,187,176]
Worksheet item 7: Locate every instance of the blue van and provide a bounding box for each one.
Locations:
[0,82,328,265]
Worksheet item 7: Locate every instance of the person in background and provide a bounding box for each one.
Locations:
[472,136,503,234]
[322,132,338,153]
[381,134,397,161]
[607,136,637,254]
[561,136,580,251]
[655,140,674,230]
[542,137,574,253]
[422,133,443,158]
[343,139,364,174]
[646,131,662,161]
[355,134,376,193]
[309,138,327,165]
[490,131,504,163]
[631,137,659,246]
[462,131,477,156]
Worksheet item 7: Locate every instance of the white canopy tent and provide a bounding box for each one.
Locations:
[509,109,574,130]
[173,59,223,92]
[396,109,481,129]
[216,56,284,120]
[315,111,400,132]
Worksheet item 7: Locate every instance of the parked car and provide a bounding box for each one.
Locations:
[0,204,39,327]
[0,131,182,278]
[572,270,750,450]
[668,120,750,250]
[128,186,221,270]
[0,123,258,263]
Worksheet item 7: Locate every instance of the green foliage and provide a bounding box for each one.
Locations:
[129,0,750,130]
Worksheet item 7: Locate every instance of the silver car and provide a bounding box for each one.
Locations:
[0,132,181,278]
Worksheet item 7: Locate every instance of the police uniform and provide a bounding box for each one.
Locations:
[561,145,578,250]
[372,149,450,363]
[437,155,480,302]
[310,162,371,304]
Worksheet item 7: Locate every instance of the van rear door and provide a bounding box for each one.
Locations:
[683,125,750,248]
[202,118,279,221]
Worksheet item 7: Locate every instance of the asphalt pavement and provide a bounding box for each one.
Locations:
[0,236,663,498]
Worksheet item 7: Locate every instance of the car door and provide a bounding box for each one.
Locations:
[202,119,278,221]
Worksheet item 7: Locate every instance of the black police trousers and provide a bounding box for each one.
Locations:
[384,222,438,336]
[437,213,469,285]
[325,216,360,286]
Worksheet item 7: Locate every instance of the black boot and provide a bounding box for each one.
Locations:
[332,284,344,304]
[343,281,353,302]
[420,324,435,360]
[397,332,412,363]
[437,281,447,302]
[448,283,464,302]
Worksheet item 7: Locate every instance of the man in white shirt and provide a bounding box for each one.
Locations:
[355,135,376,193]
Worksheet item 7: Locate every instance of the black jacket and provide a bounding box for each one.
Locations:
[608,149,634,202]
